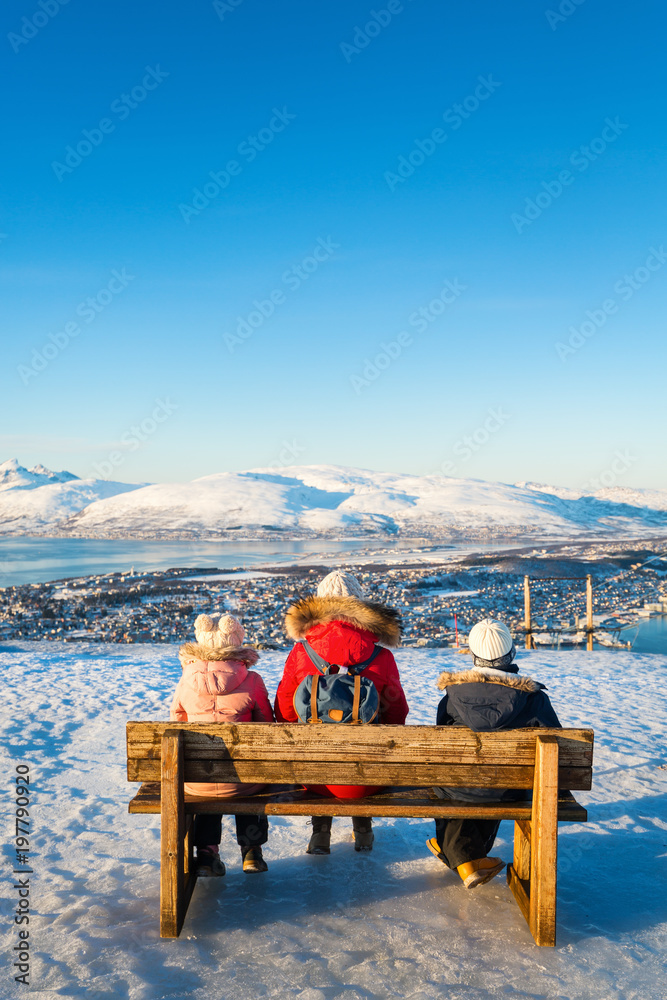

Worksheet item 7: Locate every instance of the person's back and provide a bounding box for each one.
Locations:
[275,593,408,727]
[275,569,408,854]
[427,619,560,887]
[170,613,273,876]
[435,653,559,802]
[174,640,271,730]
[172,626,273,796]
[437,661,559,732]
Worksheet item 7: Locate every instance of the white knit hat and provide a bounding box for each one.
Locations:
[468,619,515,667]
[316,570,365,599]
[194,613,245,649]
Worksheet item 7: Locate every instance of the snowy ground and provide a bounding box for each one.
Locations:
[2,642,666,1000]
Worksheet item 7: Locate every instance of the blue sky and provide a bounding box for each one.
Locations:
[2,0,666,488]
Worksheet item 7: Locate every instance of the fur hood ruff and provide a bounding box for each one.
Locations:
[285,595,402,647]
[179,643,259,666]
[437,665,545,693]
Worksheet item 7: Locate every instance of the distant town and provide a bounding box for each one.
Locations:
[2,538,666,650]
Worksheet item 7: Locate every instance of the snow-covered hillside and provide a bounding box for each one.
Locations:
[1,642,665,1000]
[2,460,667,539]
[0,458,78,492]
[0,460,141,535]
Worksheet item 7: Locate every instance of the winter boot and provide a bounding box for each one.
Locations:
[352,816,374,852]
[425,837,449,867]
[241,846,268,873]
[306,816,332,855]
[456,856,506,888]
[194,845,226,877]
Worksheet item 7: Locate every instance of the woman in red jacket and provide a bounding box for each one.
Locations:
[274,570,409,854]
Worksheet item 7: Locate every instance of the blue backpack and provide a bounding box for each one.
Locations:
[293,640,382,725]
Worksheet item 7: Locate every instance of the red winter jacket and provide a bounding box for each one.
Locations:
[274,594,409,726]
[275,594,409,799]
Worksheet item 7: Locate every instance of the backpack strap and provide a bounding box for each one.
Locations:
[351,675,361,724]
[346,644,383,676]
[300,640,333,675]
[299,639,384,676]
[309,674,321,724]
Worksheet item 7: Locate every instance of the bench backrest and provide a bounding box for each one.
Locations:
[126,723,593,790]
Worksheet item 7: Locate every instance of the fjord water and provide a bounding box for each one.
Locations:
[0,535,495,587]
[0,536,397,586]
[631,613,667,654]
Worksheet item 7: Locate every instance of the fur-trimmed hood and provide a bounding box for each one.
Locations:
[179,643,259,666]
[437,666,545,693]
[284,595,402,647]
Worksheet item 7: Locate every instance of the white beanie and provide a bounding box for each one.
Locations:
[468,619,516,670]
[316,570,365,599]
[194,613,245,649]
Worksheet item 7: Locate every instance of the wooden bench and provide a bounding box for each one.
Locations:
[126,722,593,944]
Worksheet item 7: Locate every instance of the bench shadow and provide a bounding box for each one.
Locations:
[185,827,451,936]
[536,790,667,946]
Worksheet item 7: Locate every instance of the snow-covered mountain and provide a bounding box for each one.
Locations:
[1,460,666,539]
[0,459,142,535]
[518,479,667,511]
[0,458,79,492]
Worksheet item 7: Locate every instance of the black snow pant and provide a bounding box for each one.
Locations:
[434,817,501,870]
[193,813,269,851]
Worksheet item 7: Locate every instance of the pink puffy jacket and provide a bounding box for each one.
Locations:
[170,642,274,799]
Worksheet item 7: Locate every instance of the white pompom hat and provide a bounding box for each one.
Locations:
[194,613,245,649]
[468,619,517,671]
[316,570,365,599]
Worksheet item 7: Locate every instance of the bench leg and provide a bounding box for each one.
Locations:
[507,737,559,946]
[530,736,559,946]
[160,732,197,938]
[507,821,531,928]
[184,814,194,877]
[513,819,531,880]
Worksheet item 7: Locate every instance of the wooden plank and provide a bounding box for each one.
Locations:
[128,757,592,789]
[129,781,162,811]
[507,864,531,925]
[513,819,531,880]
[530,736,559,947]
[557,791,587,822]
[129,782,588,821]
[184,814,194,877]
[127,723,594,767]
[182,816,196,928]
[160,732,187,939]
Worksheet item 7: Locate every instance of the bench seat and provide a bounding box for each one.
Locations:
[129,781,588,822]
